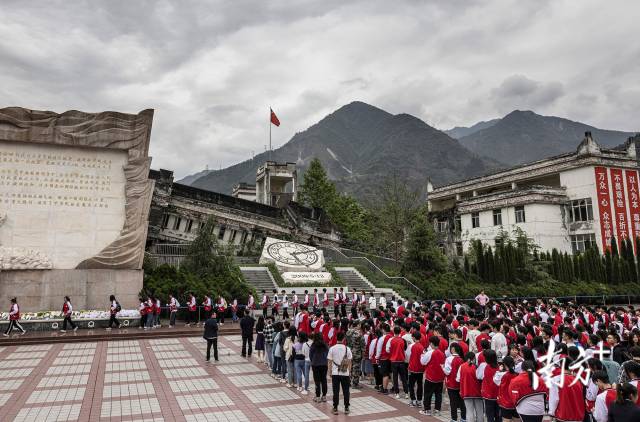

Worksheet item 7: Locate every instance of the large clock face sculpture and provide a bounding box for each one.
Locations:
[266,241,320,266]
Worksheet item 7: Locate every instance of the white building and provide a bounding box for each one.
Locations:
[428,132,640,257]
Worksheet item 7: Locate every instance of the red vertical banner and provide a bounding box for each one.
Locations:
[625,169,640,252]
[610,168,630,249]
[595,167,613,251]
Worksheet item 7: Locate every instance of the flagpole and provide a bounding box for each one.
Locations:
[269,107,272,161]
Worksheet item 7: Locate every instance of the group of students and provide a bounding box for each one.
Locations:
[257,288,392,320]
[238,294,640,422]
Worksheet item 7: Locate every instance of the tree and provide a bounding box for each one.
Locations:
[372,174,422,263]
[401,213,447,279]
[298,158,336,209]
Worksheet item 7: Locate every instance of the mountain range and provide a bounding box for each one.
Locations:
[450,110,636,165]
[181,102,637,201]
[186,101,498,201]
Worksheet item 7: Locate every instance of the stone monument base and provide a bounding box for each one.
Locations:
[0,269,142,312]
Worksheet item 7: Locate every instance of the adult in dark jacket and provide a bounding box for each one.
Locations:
[240,309,256,357]
[203,313,219,362]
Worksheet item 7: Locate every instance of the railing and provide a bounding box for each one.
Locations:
[321,246,424,297]
[146,243,261,268]
[334,247,401,270]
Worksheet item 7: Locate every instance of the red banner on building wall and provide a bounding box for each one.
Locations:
[625,169,640,252]
[610,168,630,249]
[595,167,613,251]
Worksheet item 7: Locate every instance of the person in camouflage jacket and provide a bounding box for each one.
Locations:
[346,320,365,387]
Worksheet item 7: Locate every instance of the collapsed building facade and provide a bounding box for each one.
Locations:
[146,166,340,254]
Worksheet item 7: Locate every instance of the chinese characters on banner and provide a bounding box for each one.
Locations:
[610,168,630,249]
[625,169,640,251]
[594,167,613,251]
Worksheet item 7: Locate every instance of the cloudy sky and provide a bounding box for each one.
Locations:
[1,0,638,178]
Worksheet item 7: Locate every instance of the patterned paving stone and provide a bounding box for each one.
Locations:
[0,378,24,390]
[228,373,279,387]
[0,359,40,368]
[104,370,151,384]
[38,374,89,388]
[243,386,300,403]
[13,403,82,422]
[217,363,261,374]
[52,355,93,366]
[26,387,86,404]
[105,361,147,372]
[175,392,233,410]
[0,368,33,378]
[103,382,155,398]
[162,367,208,379]
[46,364,91,376]
[5,351,47,359]
[169,378,219,393]
[157,357,199,368]
[184,410,249,422]
[261,403,329,421]
[345,396,397,416]
[100,397,161,417]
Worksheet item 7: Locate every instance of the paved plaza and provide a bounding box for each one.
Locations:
[0,335,448,421]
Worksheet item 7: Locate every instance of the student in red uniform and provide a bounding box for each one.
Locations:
[457,352,483,422]
[187,293,197,326]
[509,360,547,422]
[548,359,585,422]
[592,370,616,422]
[107,295,121,329]
[168,294,179,327]
[477,349,500,422]
[420,336,445,416]
[4,297,26,336]
[60,296,77,332]
[376,324,393,394]
[202,295,212,321]
[154,296,162,328]
[444,342,465,422]
[407,331,424,407]
[387,326,408,398]
[139,297,148,329]
[495,356,517,422]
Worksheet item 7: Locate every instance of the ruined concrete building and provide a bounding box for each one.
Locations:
[146,165,340,254]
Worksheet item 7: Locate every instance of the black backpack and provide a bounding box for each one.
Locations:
[115,302,122,312]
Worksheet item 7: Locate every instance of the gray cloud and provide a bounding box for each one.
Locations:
[491,75,565,113]
[0,0,638,178]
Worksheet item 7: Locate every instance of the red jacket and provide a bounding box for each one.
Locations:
[423,348,445,382]
[476,333,490,351]
[445,355,463,390]
[509,372,547,407]
[438,337,449,353]
[378,334,393,361]
[551,374,586,422]
[298,313,311,335]
[478,363,499,400]
[10,304,19,320]
[408,342,425,373]
[459,362,482,399]
[496,371,517,409]
[389,336,406,363]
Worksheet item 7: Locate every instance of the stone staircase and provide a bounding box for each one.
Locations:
[239,267,277,292]
[334,267,375,292]
[240,266,405,303]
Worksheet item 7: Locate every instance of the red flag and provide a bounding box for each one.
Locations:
[270,108,280,127]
